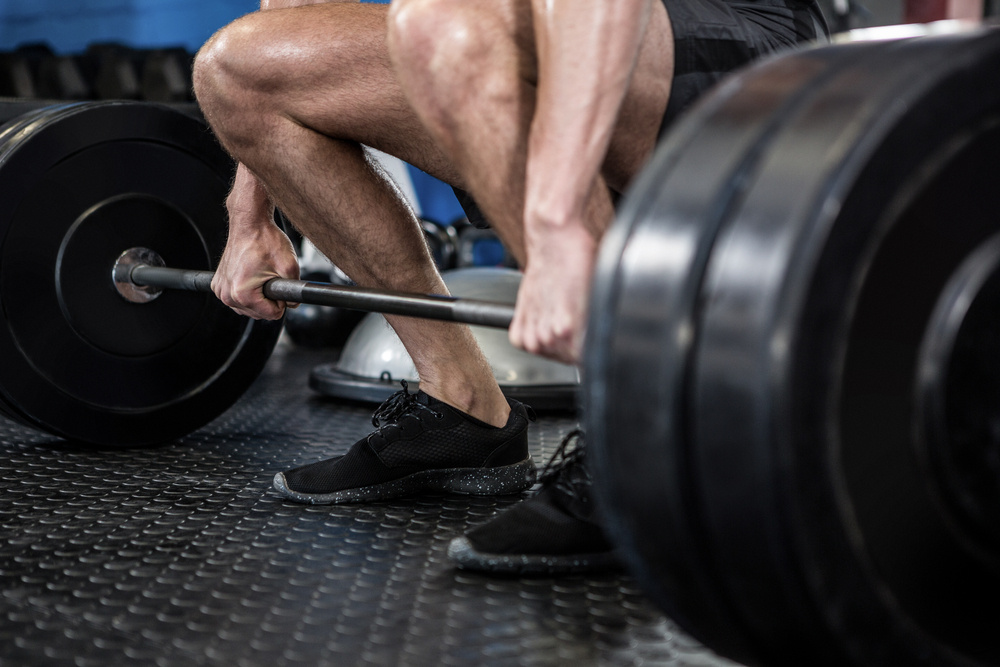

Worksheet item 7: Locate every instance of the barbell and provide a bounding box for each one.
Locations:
[111,248,515,328]
[0,100,280,447]
[0,99,517,449]
[0,23,998,667]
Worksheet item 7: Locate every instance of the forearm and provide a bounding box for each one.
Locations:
[524,0,651,236]
[227,163,274,231]
[215,163,299,319]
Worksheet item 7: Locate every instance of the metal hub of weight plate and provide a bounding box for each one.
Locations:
[586,26,1000,667]
[0,101,282,447]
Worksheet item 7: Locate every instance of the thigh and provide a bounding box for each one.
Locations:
[228,2,465,184]
[242,1,674,201]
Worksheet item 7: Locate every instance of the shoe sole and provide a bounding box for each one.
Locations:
[272,456,536,505]
[447,535,622,575]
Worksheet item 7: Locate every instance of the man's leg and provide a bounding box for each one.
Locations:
[387,0,672,363]
[384,0,674,573]
[193,3,534,503]
[194,3,509,425]
[386,0,824,573]
[385,0,673,263]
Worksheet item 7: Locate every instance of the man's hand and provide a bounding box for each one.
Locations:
[509,224,597,365]
[212,213,300,320]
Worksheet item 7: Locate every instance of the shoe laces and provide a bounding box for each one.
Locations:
[538,428,591,503]
[371,380,443,430]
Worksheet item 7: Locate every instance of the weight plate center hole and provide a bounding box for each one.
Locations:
[113,246,165,303]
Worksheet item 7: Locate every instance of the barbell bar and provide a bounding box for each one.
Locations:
[114,250,516,329]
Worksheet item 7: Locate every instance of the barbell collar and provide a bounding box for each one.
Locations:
[127,264,516,330]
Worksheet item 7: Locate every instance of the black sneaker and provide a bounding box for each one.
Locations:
[448,429,621,574]
[273,381,536,504]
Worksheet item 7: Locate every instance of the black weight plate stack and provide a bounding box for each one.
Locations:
[584,38,885,665]
[0,101,283,447]
[586,26,1000,667]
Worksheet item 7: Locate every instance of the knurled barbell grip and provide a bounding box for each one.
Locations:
[127,264,516,330]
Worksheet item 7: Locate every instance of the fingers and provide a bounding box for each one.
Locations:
[508,268,586,365]
[211,228,301,320]
[510,307,582,365]
[211,272,290,320]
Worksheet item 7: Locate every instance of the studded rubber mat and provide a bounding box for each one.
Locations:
[0,343,735,667]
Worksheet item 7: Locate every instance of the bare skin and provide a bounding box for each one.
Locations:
[386,0,672,363]
[193,0,672,422]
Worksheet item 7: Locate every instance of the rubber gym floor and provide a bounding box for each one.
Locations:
[0,340,733,667]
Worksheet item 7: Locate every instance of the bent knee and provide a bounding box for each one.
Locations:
[387,0,454,46]
[193,17,259,116]
[194,13,297,122]
[389,0,516,81]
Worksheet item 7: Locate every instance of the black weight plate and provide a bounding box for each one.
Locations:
[0,101,282,447]
[0,105,98,427]
[917,233,1000,556]
[0,386,23,425]
[685,34,989,663]
[584,40,883,665]
[0,99,65,128]
[687,27,1000,667]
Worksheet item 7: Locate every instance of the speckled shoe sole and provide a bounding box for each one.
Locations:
[272,456,536,504]
[447,535,622,575]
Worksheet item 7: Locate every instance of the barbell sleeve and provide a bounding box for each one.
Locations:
[127,264,516,330]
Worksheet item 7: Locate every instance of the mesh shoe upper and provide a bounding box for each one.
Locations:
[459,429,618,560]
[281,382,532,496]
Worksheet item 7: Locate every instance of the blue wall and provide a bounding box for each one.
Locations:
[0,0,258,53]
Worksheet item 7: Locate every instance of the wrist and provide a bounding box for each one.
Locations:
[524,193,599,244]
[523,218,597,270]
[524,176,592,228]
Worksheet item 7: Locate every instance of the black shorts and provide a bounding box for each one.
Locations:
[455,0,828,228]
[660,0,828,135]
